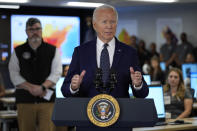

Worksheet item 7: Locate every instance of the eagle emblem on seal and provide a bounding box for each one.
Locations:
[96,102,111,120]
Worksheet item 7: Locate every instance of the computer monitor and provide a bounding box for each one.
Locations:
[56,77,65,98]
[191,72,197,98]
[143,75,151,85]
[146,85,165,120]
[182,63,197,81]
[160,62,166,72]
[129,85,166,120]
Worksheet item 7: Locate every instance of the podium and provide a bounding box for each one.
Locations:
[52,98,158,131]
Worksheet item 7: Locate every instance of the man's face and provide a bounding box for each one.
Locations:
[26,23,42,43]
[93,8,117,43]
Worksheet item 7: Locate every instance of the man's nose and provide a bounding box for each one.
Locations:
[106,22,112,28]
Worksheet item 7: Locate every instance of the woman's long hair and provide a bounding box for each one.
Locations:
[163,68,185,100]
[149,56,162,76]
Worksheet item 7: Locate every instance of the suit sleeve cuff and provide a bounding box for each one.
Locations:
[69,84,79,94]
[133,82,143,90]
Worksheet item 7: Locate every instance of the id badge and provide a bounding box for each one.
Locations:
[164,96,171,105]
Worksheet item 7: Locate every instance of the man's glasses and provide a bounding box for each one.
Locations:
[26,27,42,33]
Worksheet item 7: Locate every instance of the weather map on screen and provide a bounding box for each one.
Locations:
[11,14,80,64]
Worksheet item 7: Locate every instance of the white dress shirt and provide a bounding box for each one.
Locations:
[96,37,115,68]
[9,47,62,88]
[70,37,142,94]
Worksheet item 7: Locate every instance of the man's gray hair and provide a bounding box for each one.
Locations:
[92,4,118,22]
[26,17,41,28]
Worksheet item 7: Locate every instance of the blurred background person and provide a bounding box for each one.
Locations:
[149,56,165,85]
[149,42,159,58]
[163,68,193,119]
[83,16,96,43]
[138,40,150,69]
[175,32,194,66]
[62,65,69,77]
[162,26,178,45]
[184,52,196,64]
[130,35,138,50]
[160,31,177,69]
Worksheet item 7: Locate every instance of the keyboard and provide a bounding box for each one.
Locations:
[155,121,168,126]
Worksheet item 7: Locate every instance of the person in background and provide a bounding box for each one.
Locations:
[149,42,159,58]
[62,65,69,77]
[162,26,178,45]
[137,40,150,69]
[8,18,64,131]
[175,32,194,66]
[130,35,138,50]
[163,68,193,119]
[184,52,196,64]
[0,72,5,97]
[83,16,96,43]
[149,56,165,85]
[160,32,177,69]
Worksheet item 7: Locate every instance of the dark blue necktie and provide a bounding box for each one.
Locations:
[100,44,110,85]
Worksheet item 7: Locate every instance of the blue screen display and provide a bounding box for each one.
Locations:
[191,72,197,98]
[182,63,197,81]
[129,85,165,118]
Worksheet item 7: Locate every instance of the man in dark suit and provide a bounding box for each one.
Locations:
[61,4,148,98]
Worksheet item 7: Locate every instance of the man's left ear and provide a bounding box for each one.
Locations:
[92,21,96,30]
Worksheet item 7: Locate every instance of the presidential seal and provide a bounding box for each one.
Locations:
[87,94,120,127]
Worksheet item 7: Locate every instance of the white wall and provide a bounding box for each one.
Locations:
[116,3,197,51]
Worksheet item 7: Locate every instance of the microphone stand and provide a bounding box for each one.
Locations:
[94,68,117,94]
[109,69,117,94]
[94,68,103,93]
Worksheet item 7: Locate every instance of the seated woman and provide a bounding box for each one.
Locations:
[163,68,193,119]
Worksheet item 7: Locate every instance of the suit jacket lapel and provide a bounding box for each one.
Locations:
[89,39,97,69]
[111,39,123,69]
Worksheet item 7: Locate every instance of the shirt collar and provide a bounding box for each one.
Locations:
[97,37,115,49]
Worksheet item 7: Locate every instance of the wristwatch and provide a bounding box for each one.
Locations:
[41,85,46,91]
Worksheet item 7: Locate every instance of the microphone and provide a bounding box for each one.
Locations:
[109,69,117,93]
[94,68,103,92]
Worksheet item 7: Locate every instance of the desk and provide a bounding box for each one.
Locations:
[133,117,197,131]
[0,97,16,110]
[0,110,17,131]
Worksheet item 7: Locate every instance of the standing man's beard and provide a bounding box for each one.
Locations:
[28,35,42,50]
[29,35,42,44]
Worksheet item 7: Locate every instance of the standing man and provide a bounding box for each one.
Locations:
[61,5,148,99]
[175,32,194,66]
[9,18,62,131]
[160,32,177,69]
